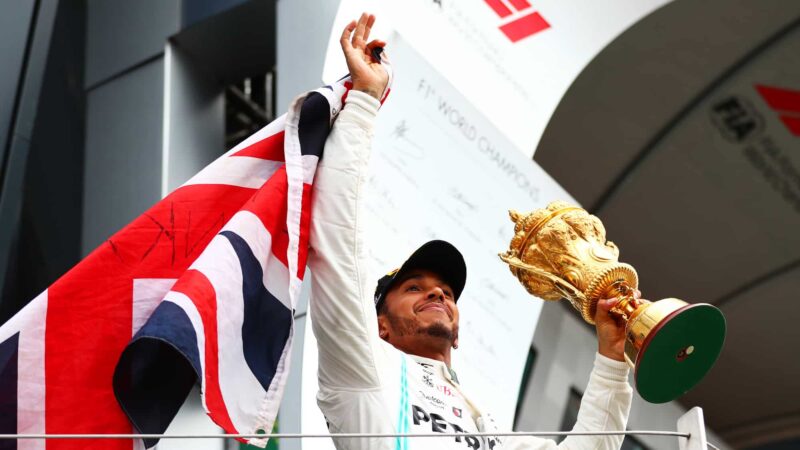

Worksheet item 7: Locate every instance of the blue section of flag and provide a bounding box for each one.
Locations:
[298,92,332,158]
[220,230,293,391]
[113,302,200,447]
[131,301,203,376]
[0,333,19,450]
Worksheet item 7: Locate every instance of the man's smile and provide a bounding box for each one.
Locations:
[417,302,452,319]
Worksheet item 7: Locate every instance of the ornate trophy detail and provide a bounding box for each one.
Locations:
[500,201,726,403]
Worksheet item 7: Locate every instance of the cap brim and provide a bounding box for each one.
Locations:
[392,240,467,301]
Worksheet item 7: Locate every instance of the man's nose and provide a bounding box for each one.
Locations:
[427,286,445,301]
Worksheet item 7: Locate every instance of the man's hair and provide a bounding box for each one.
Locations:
[377,297,389,316]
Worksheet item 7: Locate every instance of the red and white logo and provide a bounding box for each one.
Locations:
[754,84,800,137]
[483,0,550,43]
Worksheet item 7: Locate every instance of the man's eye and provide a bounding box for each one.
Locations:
[407,285,421,291]
[444,290,453,298]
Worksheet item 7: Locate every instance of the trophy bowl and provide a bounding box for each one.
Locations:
[499,201,725,403]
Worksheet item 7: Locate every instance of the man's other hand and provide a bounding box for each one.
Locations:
[340,13,389,101]
[594,292,638,362]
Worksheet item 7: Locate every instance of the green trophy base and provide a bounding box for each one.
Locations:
[634,304,726,404]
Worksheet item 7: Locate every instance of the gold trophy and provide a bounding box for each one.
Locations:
[499,201,725,403]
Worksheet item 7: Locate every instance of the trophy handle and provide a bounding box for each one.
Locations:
[498,253,588,305]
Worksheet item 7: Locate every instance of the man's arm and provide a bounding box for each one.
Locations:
[563,354,632,449]
[503,353,632,450]
[504,297,633,450]
[307,90,384,390]
[307,13,390,390]
[554,295,633,449]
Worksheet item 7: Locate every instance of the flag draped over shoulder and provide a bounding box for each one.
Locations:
[0,67,392,450]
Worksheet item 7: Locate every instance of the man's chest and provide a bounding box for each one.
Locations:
[405,361,500,450]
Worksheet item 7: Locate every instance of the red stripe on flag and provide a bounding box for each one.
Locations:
[241,167,291,267]
[171,270,240,436]
[296,183,313,279]
[755,84,800,113]
[46,276,132,450]
[232,131,286,161]
[779,115,800,136]
[508,0,531,10]
[484,0,512,18]
[499,11,550,42]
[44,183,256,450]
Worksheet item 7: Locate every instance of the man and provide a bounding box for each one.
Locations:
[307,13,632,450]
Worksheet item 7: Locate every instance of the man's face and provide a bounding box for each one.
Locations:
[378,269,460,348]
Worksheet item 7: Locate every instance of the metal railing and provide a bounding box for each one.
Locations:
[0,407,721,450]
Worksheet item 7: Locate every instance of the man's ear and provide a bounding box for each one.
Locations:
[377,314,390,341]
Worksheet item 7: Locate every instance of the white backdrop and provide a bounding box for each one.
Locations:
[323,0,671,156]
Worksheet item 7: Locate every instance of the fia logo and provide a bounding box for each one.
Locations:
[483,0,550,43]
[710,97,764,143]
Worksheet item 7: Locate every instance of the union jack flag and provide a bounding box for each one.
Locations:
[0,70,391,450]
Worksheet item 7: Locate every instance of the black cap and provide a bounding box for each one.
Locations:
[374,240,467,311]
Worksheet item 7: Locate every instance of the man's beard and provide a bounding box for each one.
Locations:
[387,313,456,343]
[424,321,454,340]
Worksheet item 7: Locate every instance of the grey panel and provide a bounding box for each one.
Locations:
[276,0,341,109]
[173,0,275,86]
[83,57,164,255]
[2,0,86,322]
[0,1,36,158]
[0,0,59,310]
[181,0,248,28]
[164,44,224,192]
[277,314,306,450]
[85,0,179,88]
[157,385,225,450]
[276,276,311,450]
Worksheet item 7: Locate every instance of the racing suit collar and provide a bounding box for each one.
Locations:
[408,354,460,385]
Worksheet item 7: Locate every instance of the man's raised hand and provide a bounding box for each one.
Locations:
[595,292,639,363]
[341,13,389,101]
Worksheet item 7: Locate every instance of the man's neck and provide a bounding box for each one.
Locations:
[391,338,452,367]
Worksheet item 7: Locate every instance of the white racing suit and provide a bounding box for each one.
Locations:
[307,90,633,450]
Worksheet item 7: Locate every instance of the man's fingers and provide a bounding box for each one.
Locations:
[597,297,618,313]
[363,14,376,44]
[353,12,369,47]
[340,20,356,52]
